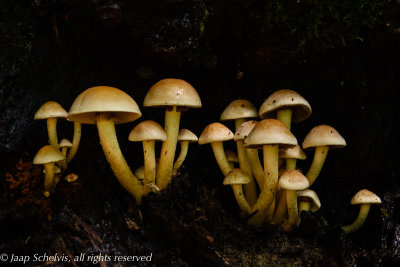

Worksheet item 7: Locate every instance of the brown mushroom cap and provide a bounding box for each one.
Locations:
[220,99,258,121]
[351,189,381,205]
[178,129,198,142]
[225,150,238,163]
[59,138,72,148]
[33,145,66,164]
[259,90,311,122]
[128,120,167,142]
[302,125,346,149]
[223,168,251,185]
[68,86,142,124]
[279,169,309,191]
[297,189,321,211]
[143,78,202,108]
[279,145,306,160]
[198,122,234,145]
[234,120,258,141]
[34,101,68,120]
[244,119,297,148]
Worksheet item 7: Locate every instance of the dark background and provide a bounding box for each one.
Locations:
[1,0,400,266]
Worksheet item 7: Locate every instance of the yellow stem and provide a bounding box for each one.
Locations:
[237,140,257,207]
[246,148,264,188]
[211,141,232,176]
[272,190,287,224]
[306,146,329,186]
[342,204,371,234]
[44,162,55,195]
[231,184,252,215]
[143,140,156,194]
[286,190,299,226]
[277,109,292,130]
[173,141,189,176]
[67,122,81,163]
[47,118,59,149]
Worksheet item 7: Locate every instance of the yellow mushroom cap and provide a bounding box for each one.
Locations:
[220,99,258,121]
[351,189,381,205]
[244,119,297,148]
[279,170,309,191]
[225,150,238,163]
[178,129,198,142]
[279,145,306,160]
[68,86,142,124]
[297,189,321,212]
[128,120,167,142]
[198,122,234,145]
[59,138,72,148]
[34,101,68,120]
[143,78,202,108]
[234,120,258,141]
[33,145,66,164]
[302,125,346,149]
[223,168,251,185]
[259,90,311,122]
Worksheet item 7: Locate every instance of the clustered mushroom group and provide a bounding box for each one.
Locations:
[199,90,381,233]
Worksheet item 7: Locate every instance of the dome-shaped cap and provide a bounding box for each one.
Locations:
[143,79,201,108]
[178,129,198,142]
[234,120,258,141]
[68,86,142,125]
[128,120,167,142]
[198,122,234,145]
[302,125,346,149]
[225,150,238,163]
[279,170,309,191]
[351,189,381,205]
[34,101,68,120]
[297,189,321,212]
[279,145,306,160]
[223,169,251,185]
[33,145,65,164]
[259,90,311,122]
[220,99,258,121]
[59,138,72,148]
[244,119,297,148]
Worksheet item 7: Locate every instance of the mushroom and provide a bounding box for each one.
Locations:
[302,125,346,186]
[66,121,82,164]
[34,101,68,149]
[225,150,238,169]
[244,119,297,226]
[172,129,198,177]
[59,138,72,170]
[259,89,311,130]
[297,189,321,214]
[342,189,381,234]
[68,86,144,204]
[129,120,167,194]
[143,79,201,191]
[33,145,65,196]
[278,170,309,227]
[223,168,252,215]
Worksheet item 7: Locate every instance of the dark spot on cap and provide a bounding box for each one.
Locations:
[291,98,294,101]
[241,104,245,107]
[273,100,276,103]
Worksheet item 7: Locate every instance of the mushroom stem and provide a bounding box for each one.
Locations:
[66,122,81,163]
[156,106,181,190]
[246,148,264,187]
[235,118,246,132]
[60,147,68,170]
[306,145,329,186]
[47,118,59,149]
[172,140,189,176]
[231,184,252,215]
[286,190,299,226]
[277,109,292,130]
[248,145,279,226]
[143,140,156,194]
[211,141,232,176]
[96,113,144,204]
[299,201,311,214]
[286,158,297,170]
[44,162,55,196]
[342,204,371,234]
[237,140,257,207]
[272,191,287,224]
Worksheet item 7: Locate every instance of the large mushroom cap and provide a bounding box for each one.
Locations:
[128,120,167,142]
[259,90,311,122]
[33,145,66,164]
[302,125,346,149]
[34,101,68,120]
[198,122,234,145]
[223,169,251,185]
[178,129,198,142]
[244,119,297,148]
[351,189,381,205]
[279,145,306,160]
[143,79,202,108]
[220,99,258,121]
[279,169,309,191]
[68,86,142,124]
[297,189,321,212]
[59,138,72,148]
[234,120,258,141]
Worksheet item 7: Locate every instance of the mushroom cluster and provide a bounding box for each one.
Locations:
[33,79,201,204]
[200,90,381,232]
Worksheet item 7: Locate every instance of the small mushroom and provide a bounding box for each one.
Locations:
[223,168,252,215]
[297,189,321,214]
[34,101,68,149]
[342,189,381,234]
[144,79,201,191]
[220,99,258,130]
[302,125,346,186]
[59,138,72,170]
[172,129,198,177]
